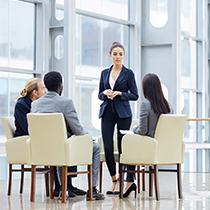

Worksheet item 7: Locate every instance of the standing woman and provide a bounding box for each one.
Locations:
[98,42,139,194]
[123,73,173,198]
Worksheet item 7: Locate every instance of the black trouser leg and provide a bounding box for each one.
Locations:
[126,165,136,182]
[116,116,132,155]
[54,166,60,191]
[102,116,116,176]
[116,116,135,181]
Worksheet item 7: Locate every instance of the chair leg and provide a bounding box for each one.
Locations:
[8,164,12,196]
[44,166,49,197]
[99,161,103,193]
[20,165,24,194]
[119,163,124,199]
[87,164,93,201]
[30,165,36,202]
[154,165,159,201]
[137,165,140,194]
[142,166,145,191]
[177,163,183,199]
[61,166,67,203]
[50,166,54,199]
[149,166,153,197]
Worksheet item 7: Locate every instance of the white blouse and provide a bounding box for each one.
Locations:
[109,73,116,90]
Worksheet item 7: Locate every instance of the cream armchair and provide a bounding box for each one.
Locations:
[119,114,187,200]
[98,119,139,193]
[1,116,50,197]
[1,116,30,195]
[26,113,93,203]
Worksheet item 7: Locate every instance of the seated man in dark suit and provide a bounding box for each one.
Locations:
[31,71,105,200]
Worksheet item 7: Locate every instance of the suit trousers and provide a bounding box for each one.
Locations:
[126,165,136,182]
[101,100,132,176]
[57,141,100,188]
[54,166,77,191]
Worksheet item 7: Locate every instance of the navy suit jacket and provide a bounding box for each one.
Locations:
[98,65,139,119]
[14,95,32,137]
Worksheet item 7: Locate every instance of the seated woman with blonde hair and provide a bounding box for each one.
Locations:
[14,78,46,137]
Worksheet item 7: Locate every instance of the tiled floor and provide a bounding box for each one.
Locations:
[0,166,210,210]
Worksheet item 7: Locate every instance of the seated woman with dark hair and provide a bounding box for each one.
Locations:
[123,73,174,198]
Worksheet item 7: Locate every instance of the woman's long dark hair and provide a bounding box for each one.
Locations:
[142,73,170,114]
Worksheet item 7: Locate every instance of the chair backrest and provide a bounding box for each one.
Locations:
[1,116,15,140]
[154,114,187,164]
[27,113,67,165]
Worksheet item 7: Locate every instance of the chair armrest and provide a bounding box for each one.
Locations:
[120,134,158,165]
[181,140,185,163]
[5,135,30,164]
[65,134,93,166]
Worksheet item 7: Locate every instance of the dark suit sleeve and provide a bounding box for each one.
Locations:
[64,99,87,135]
[98,71,107,101]
[133,101,148,135]
[14,102,29,134]
[121,70,138,101]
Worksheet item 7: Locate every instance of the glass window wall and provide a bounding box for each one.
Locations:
[76,14,129,78]
[0,0,36,179]
[75,80,101,138]
[0,72,32,144]
[181,38,197,89]
[0,0,35,70]
[181,0,208,173]
[76,0,129,20]
[181,0,197,37]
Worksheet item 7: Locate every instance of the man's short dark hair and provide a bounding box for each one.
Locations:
[44,71,62,91]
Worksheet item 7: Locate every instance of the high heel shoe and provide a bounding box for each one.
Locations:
[123,183,137,198]
[106,179,117,194]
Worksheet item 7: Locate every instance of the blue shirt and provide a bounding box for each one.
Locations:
[14,95,32,137]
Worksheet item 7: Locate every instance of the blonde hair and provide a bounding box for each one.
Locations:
[16,78,42,102]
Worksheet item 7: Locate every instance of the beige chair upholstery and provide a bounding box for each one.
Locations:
[1,116,50,197]
[1,116,30,195]
[119,114,187,200]
[98,119,139,192]
[27,113,93,203]
[2,116,29,165]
